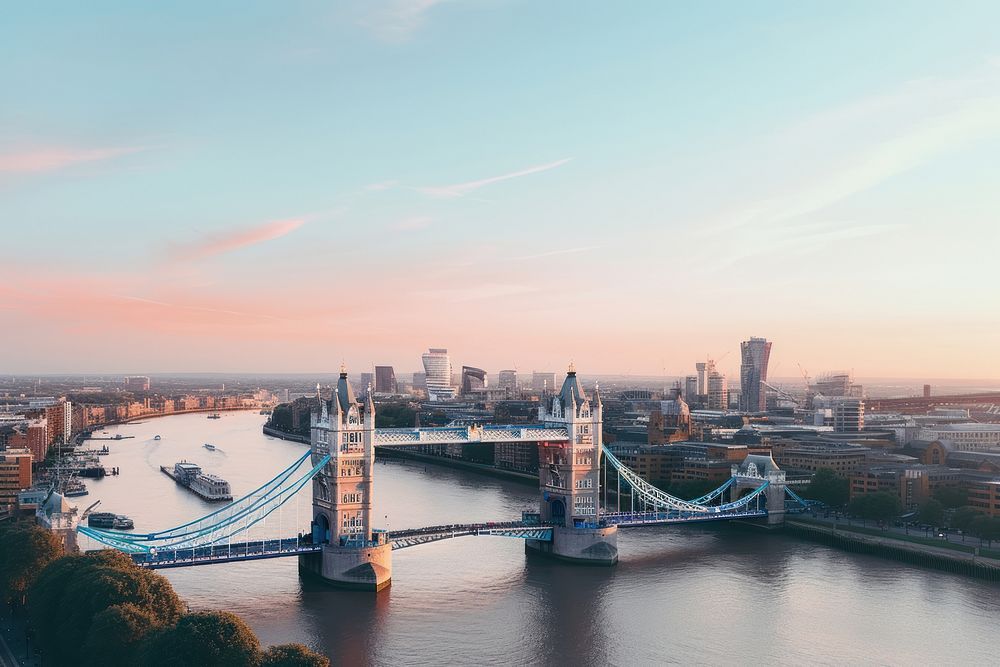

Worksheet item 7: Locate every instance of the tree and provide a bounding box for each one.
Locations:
[261,644,330,667]
[0,521,64,606]
[917,499,944,527]
[806,468,850,507]
[951,505,984,532]
[139,611,262,667]
[28,550,185,666]
[968,516,1000,547]
[933,486,968,509]
[849,492,901,524]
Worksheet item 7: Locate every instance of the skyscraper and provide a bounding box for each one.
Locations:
[374,366,397,394]
[498,370,518,396]
[461,366,488,395]
[421,348,455,401]
[707,371,728,409]
[739,336,772,412]
[695,362,708,396]
[684,375,698,401]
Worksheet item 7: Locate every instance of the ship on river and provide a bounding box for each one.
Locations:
[160,461,232,501]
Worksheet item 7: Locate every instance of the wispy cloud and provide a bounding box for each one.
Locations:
[366,180,398,191]
[0,146,143,175]
[417,283,538,302]
[168,219,306,262]
[359,0,449,41]
[415,158,572,199]
[515,246,597,261]
[390,215,433,231]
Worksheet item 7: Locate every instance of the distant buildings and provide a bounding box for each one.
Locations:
[917,423,1000,451]
[739,336,771,412]
[695,362,708,397]
[684,376,698,402]
[461,366,488,395]
[421,348,455,401]
[707,369,728,410]
[532,372,556,394]
[498,370,518,396]
[0,448,32,511]
[832,399,865,433]
[123,376,151,391]
[374,366,398,394]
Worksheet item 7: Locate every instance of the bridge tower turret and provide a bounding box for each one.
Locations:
[299,365,392,591]
[527,365,618,564]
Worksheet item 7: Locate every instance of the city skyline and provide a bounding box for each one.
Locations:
[3,2,1000,378]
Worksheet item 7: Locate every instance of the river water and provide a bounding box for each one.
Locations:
[79,412,999,666]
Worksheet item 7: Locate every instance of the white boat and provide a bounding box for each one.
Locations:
[203,443,216,451]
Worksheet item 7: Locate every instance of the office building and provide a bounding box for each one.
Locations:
[695,362,708,396]
[739,337,771,412]
[498,370,518,395]
[421,348,456,401]
[374,366,398,394]
[833,399,865,433]
[532,372,556,394]
[461,366,488,395]
[123,376,151,390]
[707,371,728,410]
[684,376,698,401]
[0,448,32,511]
[917,423,1000,451]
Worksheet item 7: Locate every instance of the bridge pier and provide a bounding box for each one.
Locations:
[299,538,392,592]
[525,525,618,565]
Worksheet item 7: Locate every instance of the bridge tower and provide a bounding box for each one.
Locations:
[299,366,392,591]
[731,454,787,526]
[526,365,618,564]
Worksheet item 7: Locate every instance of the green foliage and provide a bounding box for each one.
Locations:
[932,486,968,509]
[848,492,902,523]
[261,643,331,667]
[917,499,944,527]
[0,520,64,606]
[968,516,1000,544]
[28,550,185,666]
[951,505,984,531]
[139,611,261,667]
[375,401,417,428]
[806,468,850,507]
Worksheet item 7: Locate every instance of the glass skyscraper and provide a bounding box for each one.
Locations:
[421,348,455,401]
[739,337,772,412]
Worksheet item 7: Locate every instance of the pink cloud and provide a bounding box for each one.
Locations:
[168,219,306,262]
[0,146,143,174]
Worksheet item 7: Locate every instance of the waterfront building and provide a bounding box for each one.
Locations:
[374,366,398,394]
[774,442,869,477]
[7,418,48,463]
[917,423,1000,450]
[421,349,455,401]
[968,480,1000,518]
[739,336,772,412]
[707,371,728,410]
[461,366,488,395]
[494,442,538,474]
[0,448,32,511]
[123,375,151,390]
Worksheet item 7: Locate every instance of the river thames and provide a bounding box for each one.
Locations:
[79,411,1000,666]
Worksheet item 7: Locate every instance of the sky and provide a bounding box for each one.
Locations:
[2,1,999,379]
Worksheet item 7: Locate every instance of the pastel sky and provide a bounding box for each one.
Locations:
[2,1,1000,379]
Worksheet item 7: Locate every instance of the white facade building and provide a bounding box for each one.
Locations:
[918,423,1000,451]
[421,348,455,401]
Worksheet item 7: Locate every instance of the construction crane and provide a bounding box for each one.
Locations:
[796,363,811,392]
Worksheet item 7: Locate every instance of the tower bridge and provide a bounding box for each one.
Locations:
[78,366,811,591]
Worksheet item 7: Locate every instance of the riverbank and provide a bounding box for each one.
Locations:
[785,519,1000,582]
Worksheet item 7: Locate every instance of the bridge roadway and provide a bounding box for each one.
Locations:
[127,521,555,569]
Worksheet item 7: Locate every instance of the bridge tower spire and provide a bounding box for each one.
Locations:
[299,365,392,591]
[527,366,618,564]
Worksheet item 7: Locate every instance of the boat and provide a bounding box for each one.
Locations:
[61,479,88,497]
[154,435,161,440]
[88,512,135,530]
[203,443,216,451]
[161,461,232,501]
[207,413,222,419]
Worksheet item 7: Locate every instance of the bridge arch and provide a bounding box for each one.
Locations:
[313,513,330,544]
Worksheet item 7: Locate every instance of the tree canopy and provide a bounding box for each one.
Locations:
[806,468,850,507]
[950,505,985,531]
[28,550,185,666]
[917,499,944,527]
[968,516,1000,546]
[261,643,331,667]
[932,486,968,509]
[139,611,261,667]
[848,492,902,523]
[0,521,64,606]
